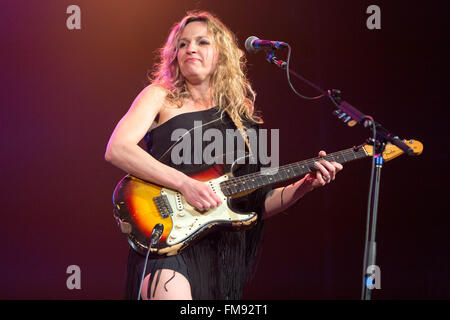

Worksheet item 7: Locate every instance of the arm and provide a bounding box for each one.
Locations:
[261,177,313,220]
[261,150,343,220]
[104,84,189,191]
[104,84,222,210]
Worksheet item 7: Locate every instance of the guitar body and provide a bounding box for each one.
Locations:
[112,164,258,257]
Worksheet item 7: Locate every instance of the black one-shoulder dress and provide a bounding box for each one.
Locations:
[124,106,272,300]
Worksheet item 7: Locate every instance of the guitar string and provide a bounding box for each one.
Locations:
[225,149,362,184]
[232,149,366,183]
[220,148,367,192]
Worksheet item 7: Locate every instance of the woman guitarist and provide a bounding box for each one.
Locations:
[105,10,343,300]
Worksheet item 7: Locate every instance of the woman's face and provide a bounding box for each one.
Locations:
[177,21,219,85]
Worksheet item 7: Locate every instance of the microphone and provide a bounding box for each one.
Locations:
[245,36,288,54]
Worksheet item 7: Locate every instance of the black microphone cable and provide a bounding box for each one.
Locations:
[284,43,326,101]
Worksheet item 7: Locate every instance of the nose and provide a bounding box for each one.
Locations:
[186,41,197,54]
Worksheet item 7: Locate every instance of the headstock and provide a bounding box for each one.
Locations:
[363,139,423,161]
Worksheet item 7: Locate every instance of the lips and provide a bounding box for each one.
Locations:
[184,58,200,63]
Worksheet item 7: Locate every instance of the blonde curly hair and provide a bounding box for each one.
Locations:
[150,10,263,127]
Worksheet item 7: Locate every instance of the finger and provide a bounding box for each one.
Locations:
[204,189,220,207]
[199,198,211,210]
[196,190,212,210]
[212,192,222,206]
[201,183,221,207]
[196,186,216,209]
[320,160,337,180]
[194,201,204,211]
[315,170,327,186]
[204,189,222,208]
[206,194,219,208]
[318,150,327,157]
[331,161,344,172]
[314,161,331,183]
[206,186,222,206]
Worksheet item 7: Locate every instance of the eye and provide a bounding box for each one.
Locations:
[199,39,210,45]
[178,42,186,48]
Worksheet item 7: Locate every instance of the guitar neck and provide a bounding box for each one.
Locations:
[220,146,369,197]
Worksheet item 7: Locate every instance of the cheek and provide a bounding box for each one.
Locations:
[177,45,188,58]
[176,50,183,64]
[206,49,219,68]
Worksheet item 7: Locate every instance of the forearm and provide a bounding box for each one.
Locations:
[261,177,314,220]
[105,143,188,191]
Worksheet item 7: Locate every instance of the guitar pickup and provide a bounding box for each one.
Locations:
[153,194,173,218]
[175,192,184,211]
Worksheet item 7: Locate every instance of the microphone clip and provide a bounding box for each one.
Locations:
[265,51,287,69]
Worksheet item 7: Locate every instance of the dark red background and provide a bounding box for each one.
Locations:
[1,0,448,299]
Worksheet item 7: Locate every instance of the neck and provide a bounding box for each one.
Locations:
[220,146,369,197]
[186,81,213,109]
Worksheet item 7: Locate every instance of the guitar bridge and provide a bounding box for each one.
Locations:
[153,194,173,218]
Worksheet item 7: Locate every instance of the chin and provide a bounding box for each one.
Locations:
[182,73,208,85]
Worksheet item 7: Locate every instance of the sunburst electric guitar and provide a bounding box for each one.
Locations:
[112,140,423,257]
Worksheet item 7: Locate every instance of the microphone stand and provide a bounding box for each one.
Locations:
[265,50,413,300]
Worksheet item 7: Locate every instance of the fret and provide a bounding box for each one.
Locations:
[306,161,316,172]
[298,161,311,175]
[274,171,284,183]
[278,167,289,180]
[287,166,296,179]
[334,151,345,164]
[267,174,275,185]
[336,150,347,163]
[326,154,336,163]
[229,181,238,194]
[291,163,302,176]
[220,182,229,196]
[220,146,372,197]
[252,173,274,188]
[356,149,366,159]
[342,151,350,162]
[225,182,234,196]
[256,175,265,188]
[248,176,257,189]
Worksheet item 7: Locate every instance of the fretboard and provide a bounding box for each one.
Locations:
[220,146,368,197]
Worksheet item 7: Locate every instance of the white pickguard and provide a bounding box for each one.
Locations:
[161,174,255,246]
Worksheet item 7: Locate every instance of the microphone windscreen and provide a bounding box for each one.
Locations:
[245,36,259,53]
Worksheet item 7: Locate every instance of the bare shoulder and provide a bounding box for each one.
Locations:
[109,84,170,145]
[133,83,169,109]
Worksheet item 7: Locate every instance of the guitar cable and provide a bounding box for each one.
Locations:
[137,223,164,300]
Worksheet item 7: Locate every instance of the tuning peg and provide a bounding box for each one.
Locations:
[338,112,347,119]
[333,109,342,117]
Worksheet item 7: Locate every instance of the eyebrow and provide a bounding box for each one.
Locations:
[178,36,210,42]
